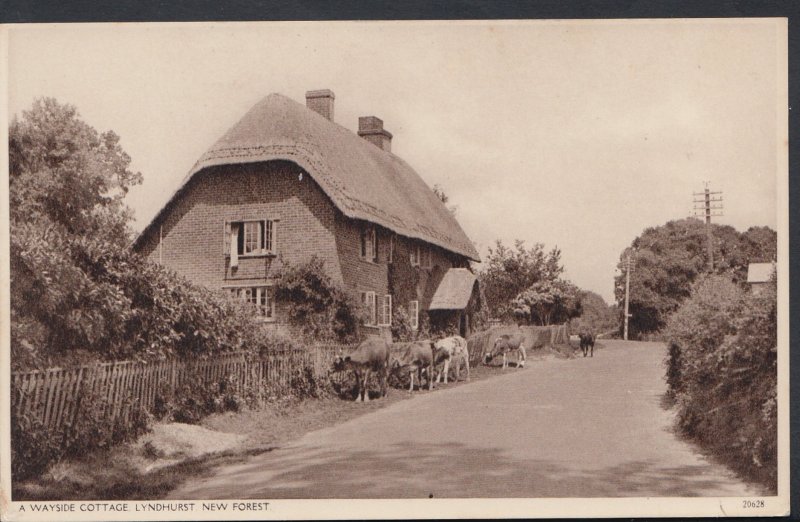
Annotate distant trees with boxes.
[480,239,590,326]
[613,218,777,337]
[572,291,618,334]
[512,278,581,326]
[432,183,459,216]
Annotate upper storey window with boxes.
[226,219,276,267]
[360,225,378,262]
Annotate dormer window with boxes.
[360,225,378,262]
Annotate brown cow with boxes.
[579,332,595,357]
[332,337,390,402]
[392,340,438,392]
[483,334,527,369]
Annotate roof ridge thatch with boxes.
[135,92,480,261]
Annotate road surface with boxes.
[169,340,762,498]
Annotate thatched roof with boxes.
[135,93,479,261]
[429,268,477,310]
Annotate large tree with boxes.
[10,97,142,245]
[614,218,777,337]
[479,239,563,321]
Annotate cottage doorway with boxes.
[459,312,469,338]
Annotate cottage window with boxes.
[360,226,378,262]
[410,244,431,268]
[227,220,276,267]
[409,300,419,330]
[378,294,392,327]
[420,246,432,269]
[227,286,275,320]
[360,291,377,325]
[410,244,420,267]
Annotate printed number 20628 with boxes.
[743,500,764,508]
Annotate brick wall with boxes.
[136,161,342,290]
[136,159,474,333]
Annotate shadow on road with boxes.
[184,440,749,498]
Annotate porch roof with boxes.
[428,268,477,311]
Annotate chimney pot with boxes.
[358,116,393,153]
[305,89,335,121]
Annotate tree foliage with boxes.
[664,274,777,490]
[10,97,142,244]
[9,98,294,369]
[512,278,581,326]
[572,291,618,334]
[479,239,563,321]
[273,256,366,342]
[614,219,777,337]
[432,183,459,216]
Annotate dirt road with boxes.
[168,340,762,498]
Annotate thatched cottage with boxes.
[133,89,481,338]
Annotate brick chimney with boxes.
[358,116,393,153]
[305,89,335,121]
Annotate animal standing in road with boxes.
[434,335,470,383]
[483,333,527,369]
[579,333,595,357]
[392,340,437,392]
[332,337,390,402]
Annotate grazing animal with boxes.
[483,334,527,369]
[579,333,595,357]
[332,337,390,402]
[392,340,436,391]
[433,335,470,383]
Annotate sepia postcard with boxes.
[0,18,790,520]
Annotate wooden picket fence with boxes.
[10,345,352,435]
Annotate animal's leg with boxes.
[381,366,388,397]
[363,369,371,402]
[355,371,363,402]
[428,362,434,390]
[409,370,414,392]
[443,358,450,384]
[519,346,526,368]
[503,353,507,369]
[464,355,470,381]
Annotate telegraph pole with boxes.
[623,251,635,341]
[693,182,723,272]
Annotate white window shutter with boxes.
[272,219,279,254]
[230,223,240,267]
[224,221,230,255]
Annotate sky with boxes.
[6,20,786,303]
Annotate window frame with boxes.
[360,225,378,263]
[360,290,377,326]
[226,285,276,321]
[378,294,392,327]
[420,246,432,269]
[409,300,419,330]
[410,244,420,267]
[229,219,277,258]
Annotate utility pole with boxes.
[693,182,723,272]
[623,251,635,341]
